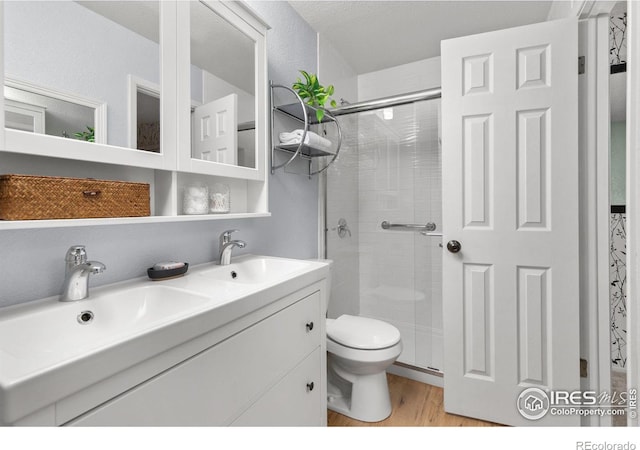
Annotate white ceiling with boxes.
[288,0,553,75]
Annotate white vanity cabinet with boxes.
[62,287,326,426]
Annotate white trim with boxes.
[577,11,616,427]
[387,364,444,389]
[159,0,178,174]
[579,0,619,19]
[0,2,5,146]
[595,12,614,428]
[626,0,640,427]
[224,0,271,32]
[4,129,166,170]
[4,76,107,144]
[176,0,267,182]
[318,171,326,259]
[0,212,271,231]
[579,17,599,427]
[317,31,326,259]
[574,2,616,428]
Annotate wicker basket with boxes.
[0,174,150,220]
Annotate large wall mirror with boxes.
[189,0,257,169]
[4,1,161,153]
[2,0,267,179]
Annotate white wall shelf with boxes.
[270,82,342,178]
[0,1,270,229]
[0,212,271,230]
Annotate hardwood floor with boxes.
[327,373,502,427]
[612,370,627,427]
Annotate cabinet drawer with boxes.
[67,291,321,426]
[231,347,322,426]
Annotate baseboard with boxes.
[388,362,444,388]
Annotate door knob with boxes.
[447,240,462,253]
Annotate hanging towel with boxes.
[279,129,332,149]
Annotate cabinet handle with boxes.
[305,321,314,332]
[306,382,315,392]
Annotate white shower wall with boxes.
[325,113,361,319]
[319,35,360,320]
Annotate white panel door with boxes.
[192,93,238,164]
[441,18,580,426]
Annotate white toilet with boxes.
[326,314,403,422]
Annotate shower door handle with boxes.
[381,221,437,232]
[446,240,462,253]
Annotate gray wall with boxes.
[0,1,319,308]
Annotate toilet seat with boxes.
[327,335,403,364]
[327,315,401,350]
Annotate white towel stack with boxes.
[279,129,332,149]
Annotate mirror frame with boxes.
[176,0,268,181]
[0,1,175,171]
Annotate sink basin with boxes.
[0,285,211,382]
[196,256,314,285]
[0,254,330,425]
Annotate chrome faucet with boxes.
[60,245,106,302]
[219,230,246,265]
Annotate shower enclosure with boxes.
[324,93,443,374]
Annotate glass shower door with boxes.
[326,99,443,373]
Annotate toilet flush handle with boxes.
[306,321,314,332]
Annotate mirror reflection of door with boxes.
[192,93,238,165]
[189,1,256,168]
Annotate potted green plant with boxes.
[292,70,337,123]
[74,126,95,143]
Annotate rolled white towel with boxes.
[279,129,332,149]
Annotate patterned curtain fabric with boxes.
[610,213,626,368]
[610,4,627,66]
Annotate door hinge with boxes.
[580,358,588,378]
[578,56,586,75]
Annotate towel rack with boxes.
[270,82,342,178]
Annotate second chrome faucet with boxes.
[219,230,246,265]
